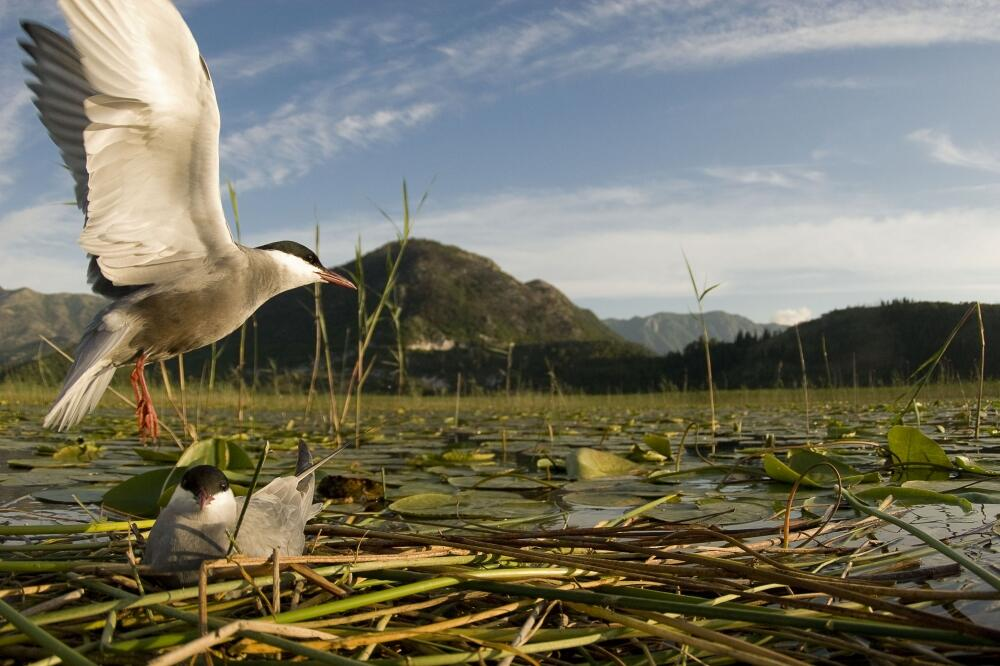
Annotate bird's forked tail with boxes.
[43,323,129,431]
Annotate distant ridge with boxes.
[0,286,105,368]
[604,310,785,355]
[207,238,633,371]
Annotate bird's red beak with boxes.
[198,490,213,511]
[317,270,356,290]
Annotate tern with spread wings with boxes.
[20,0,355,440]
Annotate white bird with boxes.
[143,442,336,581]
[20,0,355,440]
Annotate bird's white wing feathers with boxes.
[55,0,234,286]
[235,476,320,557]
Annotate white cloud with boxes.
[793,76,879,90]
[702,165,825,189]
[0,201,88,293]
[773,307,814,325]
[394,181,1000,310]
[209,1,1000,192]
[220,102,439,191]
[907,129,1000,173]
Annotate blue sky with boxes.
[4,1,1000,324]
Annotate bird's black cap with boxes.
[257,240,324,269]
[179,465,230,497]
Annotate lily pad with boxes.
[887,426,952,481]
[175,439,254,470]
[447,474,550,490]
[642,434,675,459]
[953,455,1000,477]
[389,490,552,519]
[647,498,775,525]
[33,487,108,504]
[854,485,973,512]
[763,449,873,487]
[566,448,640,480]
[53,442,103,462]
[102,467,173,517]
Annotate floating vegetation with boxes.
[0,390,998,663]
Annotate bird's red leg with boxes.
[130,353,159,442]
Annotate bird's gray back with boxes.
[121,249,283,362]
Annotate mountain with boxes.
[193,238,630,372]
[0,286,105,368]
[604,311,785,355]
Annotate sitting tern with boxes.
[144,442,336,581]
[20,0,355,440]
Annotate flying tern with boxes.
[20,0,355,440]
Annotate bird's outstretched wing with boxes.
[21,0,235,291]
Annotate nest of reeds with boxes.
[0,495,998,666]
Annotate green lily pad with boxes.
[175,439,254,470]
[102,468,174,517]
[642,434,675,459]
[389,490,552,519]
[763,449,873,487]
[53,442,103,462]
[566,448,640,480]
[33,487,109,504]
[447,474,550,490]
[647,498,775,525]
[854,485,973,512]
[133,448,181,463]
[886,426,952,481]
[953,455,1000,477]
[561,492,646,508]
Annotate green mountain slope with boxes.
[211,238,626,371]
[0,286,105,368]
[604,311,785,354]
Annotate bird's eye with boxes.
[220,481,229,490]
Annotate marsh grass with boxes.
[682,253,718,436]
[0,502,996,664]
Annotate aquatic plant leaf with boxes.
[854,485,973,512]
[649,465,744,483]
[133,448,180,463]
[762,453,823,488]
[33,487,108,504]
[102,468,174,517]
[448,475,550,490]
[566,448,640,480]
[7,458,86,469]
[647,498,774,525]
[561,492,647,508]
[641,434,674,460]
[52,442,102,462]
[953,455,1000,476]
[886,426,952,481]
[174,440,254,471]
[389,490,551,519]
[441,449,495,463]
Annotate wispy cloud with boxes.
[212,1,1000,191]
[907,129,1000,173]
[221,101,439,190]
[793,76,880,90]
[702,165,825,189]
[385,180,1000,307]
[0,200,86,293]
